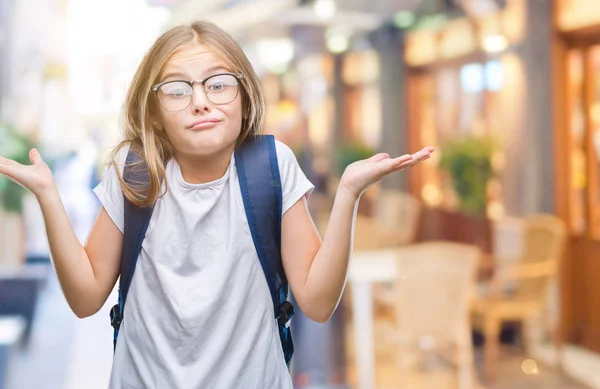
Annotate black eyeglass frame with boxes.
[151,72,245,110]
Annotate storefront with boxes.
[554,0,600,354]
[403,1,527,251]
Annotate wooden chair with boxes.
[370,190,422,315]
[315,213,400,251]
[314,189,421,250]
[390,242,481,389]
[374,189,422,247]
[470,214,567,381]
[314,191,422,325]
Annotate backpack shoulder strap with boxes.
[235,134,294,365]
[109,147,154,350]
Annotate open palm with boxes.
[340,146,434,198]
[0,149,55,198]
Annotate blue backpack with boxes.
[109,134,295,366]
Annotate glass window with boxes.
[413,59,505,216]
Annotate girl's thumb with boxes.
[29,148,43,165]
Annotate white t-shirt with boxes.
[93,139,314,389]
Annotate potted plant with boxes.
[438,134,498,217]
[0,121,36,268]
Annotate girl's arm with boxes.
[281,147,433,322]
[0,150,123,318]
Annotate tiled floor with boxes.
[344,320,592,389]
[345,355,589,389]
[5,276,113,389]
[2,276,594,389]
[479,348,589,389]
[4,276,77,389]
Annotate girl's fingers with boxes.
[398,154,431,170]
[394,154,413,162]
[29,148,43,165]
[390,154,412,167]
[0,164,18,182]
[376,154,413,176]
[375,147,434,174]
[0,155,21,167]
[413,149,432,160]
[367,153,390,162]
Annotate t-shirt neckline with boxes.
[173,152,235,189]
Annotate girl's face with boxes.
[154,43,243,158]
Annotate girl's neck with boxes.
[175,145,234,184]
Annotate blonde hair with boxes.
[111,21,266,207]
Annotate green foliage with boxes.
[438,134,498,216]
[0,122,36,213]
[335,142,374,175]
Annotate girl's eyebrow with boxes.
[160,66,232,82]
[161,72,188,81]
[202,65,231,77]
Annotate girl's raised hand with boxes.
[339,146,434,199]
[0,148,56,198]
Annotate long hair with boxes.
[111,21,266,207]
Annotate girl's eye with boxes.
[161,82,192,97]
[207,83,225,92]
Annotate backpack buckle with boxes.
[110,304,122,330]
[277,301,295,328]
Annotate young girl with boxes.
[0,21,433,388]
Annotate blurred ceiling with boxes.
[168,0,421,37]
[162,0,506,67]
[166,0,505,36]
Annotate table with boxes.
[348,246,495,389]
[348,249,399,389]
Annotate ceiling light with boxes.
[482,34,508,53]
[314,0,336,20]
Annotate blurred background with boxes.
[0,0,599,388]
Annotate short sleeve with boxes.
[275,140,315,215]
[92,145,130,234]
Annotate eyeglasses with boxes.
[151,72,244,111]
